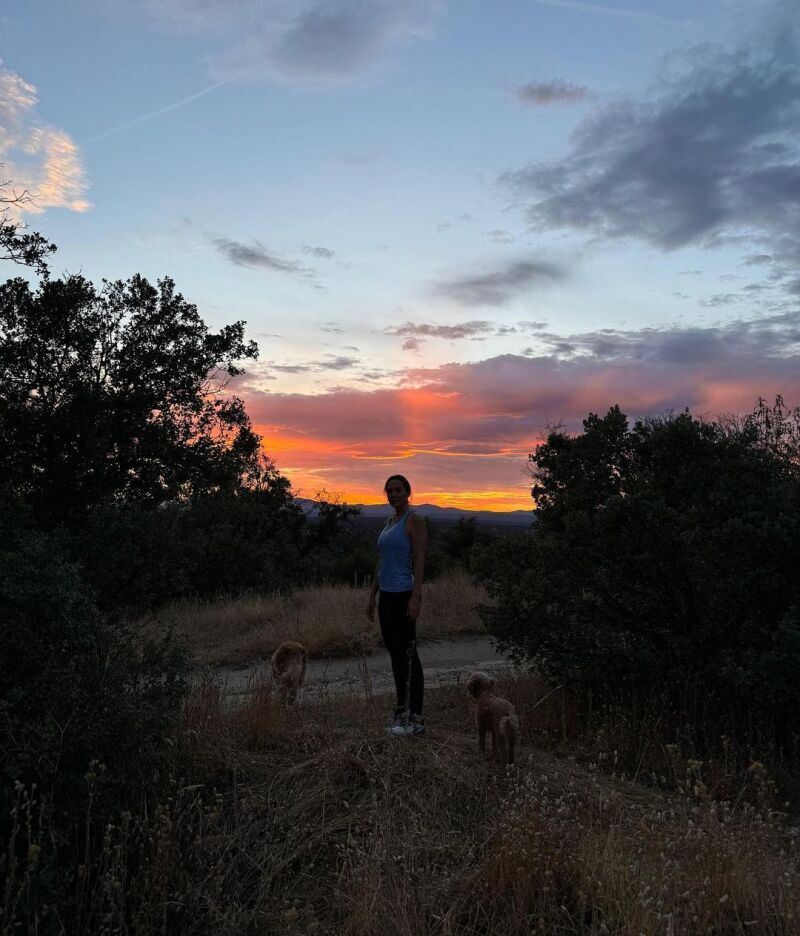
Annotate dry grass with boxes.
[151,570,485,666]
[15,667,798,936]
[473,764,800,935]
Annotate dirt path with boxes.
[217,634,508,699]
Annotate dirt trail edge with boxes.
[216,635,508,699]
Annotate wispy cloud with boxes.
[699,293,740,308]
[387,320,495,341]
[386,319,535,350]
[302,244,335,258]
[486,228,515,243]
[0,68,36,116]
[527,309,800,366]
[212,236,321,286]
[256,353,361,379]
[744,254,772,266]
[0,63,90,215]
[144,0,443,86]
[514,80,589,106]
[213,237,303,273]
[434,259,566,306]
[320,354,360,370]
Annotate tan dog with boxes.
[466,670,519,765]
[270,641,308,702]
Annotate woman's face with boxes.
[385,479,410,511]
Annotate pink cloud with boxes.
[0,63,90,216]
[240,339,800,509]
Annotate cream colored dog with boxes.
[270,641,307,702]
[466,670,519,765]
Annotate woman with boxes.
[366,474,428,736]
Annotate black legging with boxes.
[378,590,424,717]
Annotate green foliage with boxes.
[441,516,491,571]
[0,266,359,612]
[0,492,187,926]
[0,273,259,524]
[302,512,376,587]
[417,516,446,580]
[0,496,188,820]
[475,399,800,718]
[73,489,308,615]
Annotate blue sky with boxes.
[2,0,799,507]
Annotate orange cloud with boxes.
[242,340,800,511]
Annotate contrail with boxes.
[528,0,682,25]
[81,78,231,145]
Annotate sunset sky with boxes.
[3,0,800,509]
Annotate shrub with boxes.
[73,490,308,616]
[475,400,800,722]
[0,495,188,918]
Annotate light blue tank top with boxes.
[377,510,415,592]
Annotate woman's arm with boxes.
[366,558,380,620]
[406,514,428,621]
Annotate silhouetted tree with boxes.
[0,273,261,524]
[475,401,800,721]
[442,516,489,570]
[0,170,56,274]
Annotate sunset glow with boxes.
[7,1,800,512]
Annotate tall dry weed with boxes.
[472,766,800,934]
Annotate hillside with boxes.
[297,498,535,531]
[38,657,799,935]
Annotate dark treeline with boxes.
[309,512,497,588]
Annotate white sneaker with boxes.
[390,716,425,737]
[386,707,404,735]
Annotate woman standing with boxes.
[366,474,428,736]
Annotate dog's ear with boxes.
[488,675,496,690]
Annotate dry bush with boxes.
[152,570,486,666]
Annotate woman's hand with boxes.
[366,593,376,621]
[407,592,421,621]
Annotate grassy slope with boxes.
[54,666,800,936]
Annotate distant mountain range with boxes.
[296,498,534,527]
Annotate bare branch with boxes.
[0,168,56,276]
